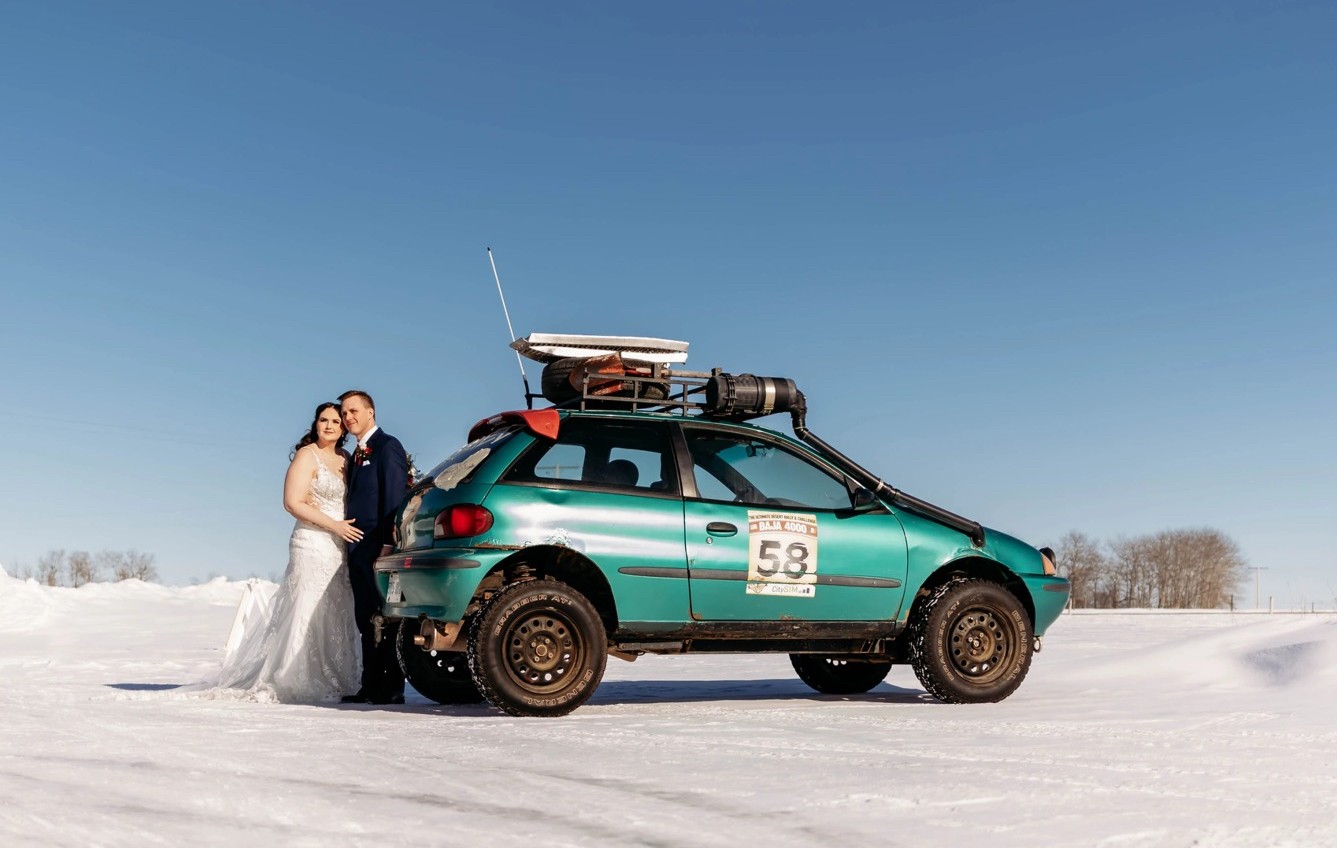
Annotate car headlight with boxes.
[1039,546,1057,576]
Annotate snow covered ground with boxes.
[3,570,1336,848]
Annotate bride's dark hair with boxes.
[291,402,347,459]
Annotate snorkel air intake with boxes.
[705,374,802,419]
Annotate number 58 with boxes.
[756,539,811,578]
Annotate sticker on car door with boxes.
[746,511,819,597]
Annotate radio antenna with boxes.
[487,247,533,407]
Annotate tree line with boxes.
[11,549,159,587]
[1056,528,1248,609]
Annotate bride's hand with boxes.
[332,518,363,544]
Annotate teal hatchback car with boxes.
[375,365,1069,717]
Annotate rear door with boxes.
[493,415,690,624]
[679,424,908,622]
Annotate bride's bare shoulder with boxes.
[287,444,319,472]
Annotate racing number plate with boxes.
[746,511,819,597]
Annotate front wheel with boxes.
[790,655,892,694]
[396,620,484,704]
[468,579,608,717]
[908,578,1033,704]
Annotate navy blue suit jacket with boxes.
[346,427,408,561]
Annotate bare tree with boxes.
[36,550,66,586]
[1054,531,1108,608]
[68,550,100,587]
[117,550,158,582]
[1108,535,1158,608]
[1106,528,1247,608]
[1157,528,1246,609]
[96,550,125,580]
[25,548,159,587]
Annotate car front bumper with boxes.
[1024,574,1071,636]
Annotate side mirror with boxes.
[851,486,879,511]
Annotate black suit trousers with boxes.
[347,539,404,695]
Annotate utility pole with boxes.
[1251,566,1269,610]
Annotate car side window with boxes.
[684,428,852,510]
[502,417,678,495]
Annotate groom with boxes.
[339,389,408,705]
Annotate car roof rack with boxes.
[511,333,799,421]
[540,364,721,416]
[507,336,987,546]
[559,366,806,423]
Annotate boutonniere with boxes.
[353,445,373,465]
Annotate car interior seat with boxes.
[602,459,639,488]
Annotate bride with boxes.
[209,402,363,702]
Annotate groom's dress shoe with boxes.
[341,689,373,704]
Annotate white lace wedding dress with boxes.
[204,451,361,703]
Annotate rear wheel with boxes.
[908,578,1033,703]
[790,655,892,694]
[468,579,608,717]
[396,620,483,704]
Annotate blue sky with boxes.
[2,2,1333,606]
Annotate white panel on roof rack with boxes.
[511,333,690,364]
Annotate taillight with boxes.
[434,504,494,539]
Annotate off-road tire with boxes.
[467,579,608,717]
[540,357,669,405]
[396,620,484,704]
[790,655,892,694]
[907,578,1033,704]
[540,358,584,403]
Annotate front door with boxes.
[679,425,908,622]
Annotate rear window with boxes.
[425,427,518,492]
[501,417,678,495]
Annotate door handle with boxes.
[706,522,738,536]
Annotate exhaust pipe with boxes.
[412,618,464,652]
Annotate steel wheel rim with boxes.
[427,651,470,680]
[503,609,583,693]
[948,605,1017,683]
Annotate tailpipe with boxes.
[412,618,464,652]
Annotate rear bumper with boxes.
[372,547,513,622]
